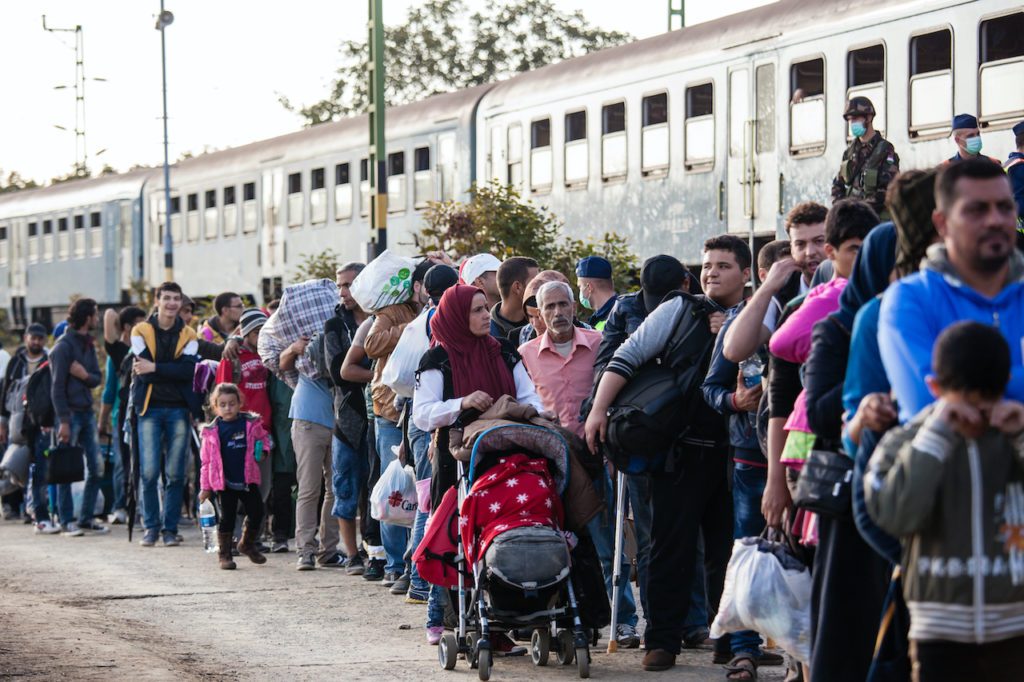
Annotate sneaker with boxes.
[344,554,366,576]
[78,519,110,534]
[296,553,316,571]
[35,520,61,535]
[62,523,84,537]
[271,540,290,553]
[390,572,411,595]
[405,588,429,604]
[426,626,444,645]
[382,571,400,588]
[162,532,181,547]
[139,529,159,547]
[362,558,385,581]
[318,551,347,568]
[616,623,641,649]
[108,509,128,525]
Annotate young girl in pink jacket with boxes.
[199,383,272,570]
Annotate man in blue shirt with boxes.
[576,256,618,331]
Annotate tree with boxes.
[281,0,632,125]
[0,169,40,195]
[291,248,340,283]
[418,181,638,297]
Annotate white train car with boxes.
[474,0,1024,262]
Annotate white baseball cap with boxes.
[459,253,501,286]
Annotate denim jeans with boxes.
[375,417,410,574]
[331,435,367,521]
[629,473,707,632]
[588,470,638,628]
[52,412,103,524]
[137,406,191,534]
[732,459,768,655]
[30,430,72,524]
[407,422,432,594]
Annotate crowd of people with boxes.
[1,108,1024,682]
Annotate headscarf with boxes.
[831,222,897,332]
[430,284,516,399]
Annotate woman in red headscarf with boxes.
[412,284,544,501]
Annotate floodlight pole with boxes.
[368,0,387,257]
[157,1,174,281]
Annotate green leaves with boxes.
[292,248,341,283]
[284,0,632,125]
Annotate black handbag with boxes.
[46,442,85,485]
[793,448,854,517]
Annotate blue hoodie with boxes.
[879,244,1024,423]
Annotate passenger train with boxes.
[1,0,1021,329]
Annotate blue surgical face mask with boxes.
[850,121,867,138]
[965,136,983,155]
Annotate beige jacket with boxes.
[365,302,418,422]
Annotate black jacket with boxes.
[803,316,850,443]
[0,346,48,423]
[593,291,647,376]
[49,330,102,421]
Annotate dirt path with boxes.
[0,519,785,680]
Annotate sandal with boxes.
[724,654,758,680]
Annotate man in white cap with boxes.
[459,253,501,308]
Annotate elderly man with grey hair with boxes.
[517,279,641,648]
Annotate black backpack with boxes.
[23,361,55,429]
[603,293,716,475]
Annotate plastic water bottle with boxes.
[199,499,218,553]
[739,354,765,389]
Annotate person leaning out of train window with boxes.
[575,256,617,332]
[946,113,1002,166]
[831,96,899,221]
[1005,120,1024,228]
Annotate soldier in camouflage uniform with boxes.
[831,96,899,220]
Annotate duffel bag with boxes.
[46,442,85,485]
[0,443,31,487]
[413,485,461,588]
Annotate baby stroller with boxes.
[433,422,592,680]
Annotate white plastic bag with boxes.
[381,309,431,397]
[370,458,418,527]
[351,249,416,313]
[710,537,812,663]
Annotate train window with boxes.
[388,151,406,213]
[72,214,85,257]
[42,219,53,260]
[642,93,669,175]
[58,217,69,260]
[120,203,132,250]
[0,225,6,266]
[186,193,200,242]
[57,217,67,232]
[909,30,953,139]
[756,64,776,153]
[27,221,38,263]
[203,190,218,240]
[564,110,588,187]
[241,183,256,234]
[360,158,370,217]
[507,124,523,189]
[601,102,627,181]
[310,168,327,225]
[438,133,456,201]
[789,57,826,156]
[334,163,352,222]
[223,186,238,237]
[685,82,714,171]
[530,118,552,192]
[187,193,198,211]
[43,219,52,235]
[414,147,431,208]
[287,173,303,227]
[979,12,1024,126]
[74,214,84,229]
[28,222,37,237]
[846,44,886,135]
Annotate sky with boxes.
[0,1,773,183]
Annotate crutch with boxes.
[606,469,628,654]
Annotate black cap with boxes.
[640,255,687,313]
[423,264,459,301]
[25,323,48,337]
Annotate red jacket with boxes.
[214,345,272,431]
[460,453,564,564]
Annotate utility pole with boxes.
[43,16,89,177]
[368,0,387,257]
[156,4,175,281]
[668,0,685,31]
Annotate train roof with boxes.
[0,167,156,219]
[161,84,493,186]
[479,0,922,110]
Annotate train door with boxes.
[438,132,457,201]
[489,125,507,184]
[726,57,781,241]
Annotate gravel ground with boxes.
[0,518,787,680]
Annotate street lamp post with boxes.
[156,4,174,282]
